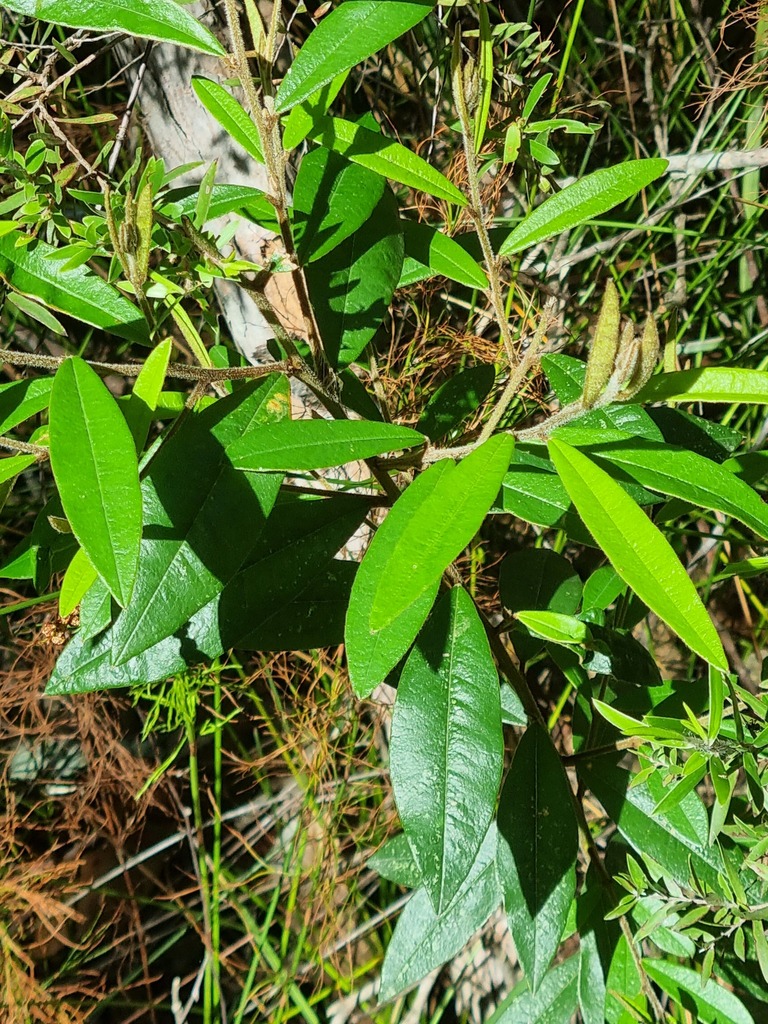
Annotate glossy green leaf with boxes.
[0,232,148,343]
[577,759,724,890]
[500,548,582,615]
[159,183,279,233]
[549,439,727,670]
[302,114,467,206]
[275,0,436,112]
[591,441,768,539]
[500,159,667,256]
[583,625,662,687]
[0,376,53,436]
[638,367,768,405]
[417,364,495,440]
[494,957,579,1024]
[293,146,385,264]
[391,588,503,914]
[581,565,625,612]
[59,547,97,618]
[304,183,404,367]
[48,493,368,693]
[124,339,172,452]
[4,0,225,55]
[642,960,754,1024]
[0,453,36,485]
[6,291,66,335]
[516,610,587,645]
[111,377,290,664]
[191,78,263,164]
[399,220,488,288]
[578,927,607,1024]
[230,418,423,471]
[605,934,646,1024]
[79,577,112,642]
[498,466,593,546]
[378,823,502,1004]
[541,353,586,404]
[497,723,579,992]
[368,833,422,888]
[49,358,142,607]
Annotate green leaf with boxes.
[4,0,225,55]
[399,220,488,288]
[591,441,768,539]
[497,723,578,992]
[159,183,279,232]
[59,547,98,618]
[498,466,594,546]
[48,493,368,693]
[0,232,148,343]
[230,418,423,472]
[275,0,436,112]
[0,376,53,436]
[368,833,422,888]
[304,183,404,367]
[378,823,502,1004]
[638,367,768,405]
[0,453,36,485]
[642,960,754,1024]
[500,548,582,615]
[302,114,467,206]
[391,588,503,914]
[577,759,724,890]
[549,439,727,670]
[417,364,495,440]
[541,353,586,405]
[493,957,579,1024]
[582,565,625,613]
[516,610,587,645]
[578,928,607,1024]
[293,146,385,264]
[124,339,172,453]
[111,376,290,664]
[191,78,264,164]
[500,159,667,256]
[49,358,142,607]
[605,934,646,1024]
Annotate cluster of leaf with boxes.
[2,1,768,1022]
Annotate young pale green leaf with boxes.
[304,184,404,367]
[0,377,53,436]
[0,232,148,343]
[275,0,436,112]
[417,364,495,440]
[48,493,368,693]
[516,610,587,645]
[577,760,724,891]
[59,547,98,619]
[293,146,385,264]
[0,453,37,486]
[494,957,579,1024]
[124,338,172,452]
[49,358,142,607]
[230,418,424,471]
[4,0,225,55]
[378,824,501,1004]
[369,434,514,631]
[642,960,754,1024]
[391,588,503,914]
[549,439,727,670]
[638,367,768,405]
[500,159,667,256]
[400,220,488,289]
[304,114,467,206]
[110,376,291,664]
[592,441,768,539]
[191,78,264,164]
[497,722,578,993]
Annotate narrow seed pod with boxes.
[582,279,621,407]
[622,314,660,397]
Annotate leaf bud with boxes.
[582,279,621,407]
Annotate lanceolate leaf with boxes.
[230,418,424,471]
[305,184,404,367]
[499,159,667,256]
[111,376,291,664]
[0,376,53,436]
[4,0,225,55]
[49,358,142,608]
[400,220,488,289]
[495,957,580,1024]
[160,184,279,233]
[590,441,768,539]
[59,547,98,619]
[549,439,727,670]
[391,588,503,914]
[191,78,264,163]
[275,0,436,112]
[642,960,754,1024]
[293,146,385,264]
[638,367,768,405]
[378,824,502,1004]
[0,232,148,343]
[124,338,172,453]
[497,723,579,993]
